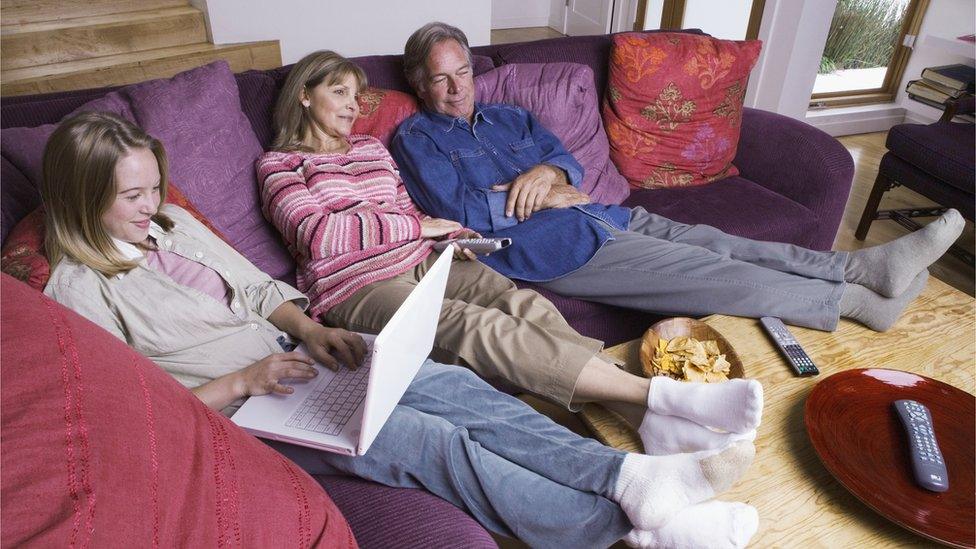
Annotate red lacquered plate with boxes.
[805,368,975,548]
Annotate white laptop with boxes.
[231,251,452,456]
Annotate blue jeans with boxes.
[270,360,632,548]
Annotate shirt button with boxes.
[194,251,204,259]
[163,239,172,247]
[232,301,240,309]
[224,270,231,277]
[249,323,259,331]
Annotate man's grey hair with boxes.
[403,21,472,93]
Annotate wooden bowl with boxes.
[639,317,745,380]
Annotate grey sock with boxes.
[845,209,963,297]
[839,270,928,331]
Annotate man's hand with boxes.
[301,325,367,371]
[539,184,590,209]
[420,217,463,239]
[492,164,565,221]
[234,352,318,397]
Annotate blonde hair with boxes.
[41,111,173,277]
[272,50,368,152]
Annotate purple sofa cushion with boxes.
[0,92,134,190]
[475,63,629,205]
[123,60,295,282]
[624,176,821,248]
[317,476,497,548]
[886,121,975,193]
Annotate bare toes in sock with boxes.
[624,500,760,549]
[639,411,757,456]
[839,270,928,331]
[846,209,963,297]
[647,376,764,433]
[612,441,755,530]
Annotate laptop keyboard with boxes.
[285,362,372,436]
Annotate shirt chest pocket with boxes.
[508,137,540,163]
[449,147,504,187]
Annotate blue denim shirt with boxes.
[392,103,631,282]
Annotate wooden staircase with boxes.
[1,0,281,96]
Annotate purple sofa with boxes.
[0,32,853,546]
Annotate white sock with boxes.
[612,442,755,530]
[639,411,757,456]
[623,500,760,549]
[648,377,763,433]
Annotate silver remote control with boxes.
[892,399,949,492]
[432,238,512,255]
[759,316,819,376]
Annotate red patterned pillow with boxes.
[0,185,229,291]
[603,32,762,189]
[352,87,420,147]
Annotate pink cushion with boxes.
[124,60,295,280]
[0,274,356,547]
[604,32,761,189]
[475,62,630,205]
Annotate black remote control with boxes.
[759,317,819,376]
[892,399,949,492]
[432,238,512,255]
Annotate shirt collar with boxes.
[426,103,494,133]
[112,219,164,261]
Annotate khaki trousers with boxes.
[324,252,603,408]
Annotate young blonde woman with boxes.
[257,51,767,459]
[42,111,760,548]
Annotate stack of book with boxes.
[906,63,975,110]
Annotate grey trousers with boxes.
[538,207,848,331]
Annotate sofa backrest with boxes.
[0,30,695,244]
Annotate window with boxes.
[811,0,929,108]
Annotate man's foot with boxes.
[623,500,760,549]
[846,209,963,297]
[639,411,757,455]
[647,376,763,433]
[612,442,755,529]
[839,270,928,331]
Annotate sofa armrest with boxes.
[733,108,854,250]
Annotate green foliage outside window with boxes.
[819,0,910,74]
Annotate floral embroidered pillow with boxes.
[603,32,761,189]
[352,88,419,148]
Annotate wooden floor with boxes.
[836,132,974,297]
[490,26,564,45]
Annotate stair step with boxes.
[1,41,282,97]
[0,0,189,26]
[1,7,207,71]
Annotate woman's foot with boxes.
[839,270,928,331]
[612,442,755,529]
[646,377,763,433]
[623,500,759,549]
[639,411,757,456]
[845,209,963,297]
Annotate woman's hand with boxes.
[234,352,318,397]
[301,325,367,371]
[420,217,463,239]
[450,228,481,261]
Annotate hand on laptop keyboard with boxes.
[301,325,368,371]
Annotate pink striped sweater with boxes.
[257,135,435,318]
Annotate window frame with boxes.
[810,0,930,109]
[634,0,767,40]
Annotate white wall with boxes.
[549,0,566,32]
[896,0,975,123]
[200,0,491,64]
[682,0,753,40]
[745,0,837,120]
[493,0,550,29]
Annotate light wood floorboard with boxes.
[490,26,564,45]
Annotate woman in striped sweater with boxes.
[256,51,763,457]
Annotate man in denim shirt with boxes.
[391,22,961,333]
